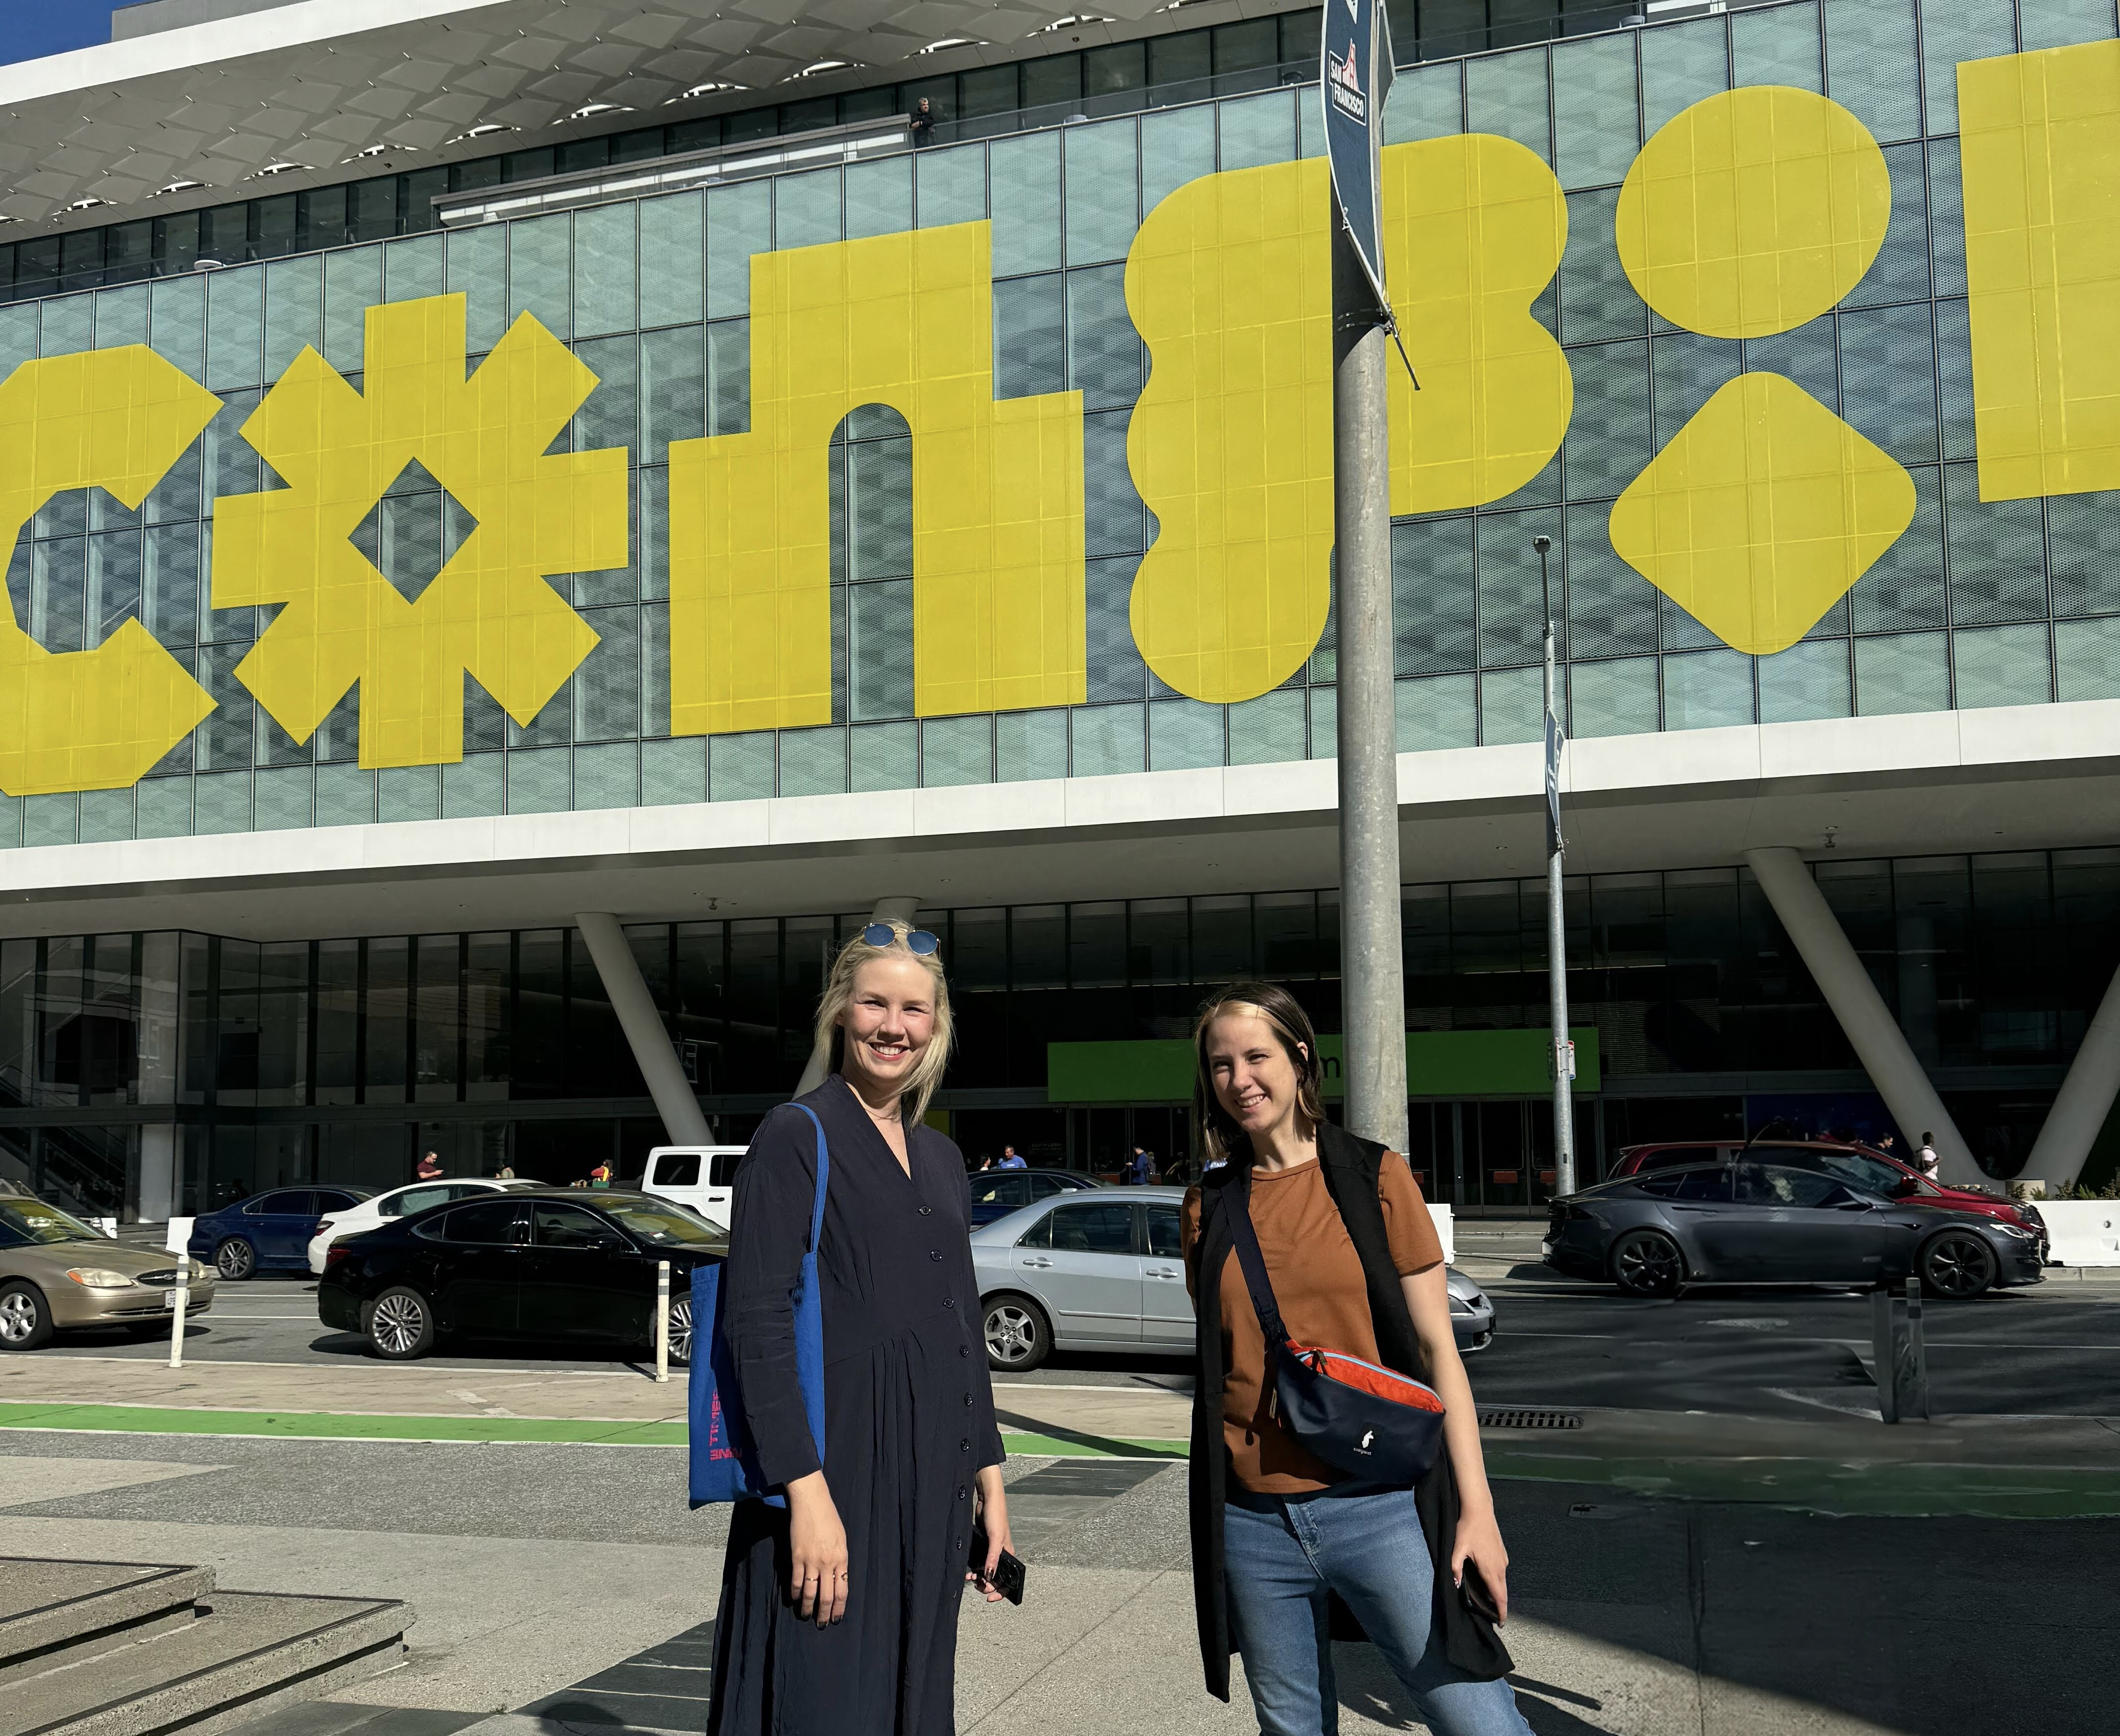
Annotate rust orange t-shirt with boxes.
[1181,1153,1445,1494]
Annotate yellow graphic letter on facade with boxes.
[1960,41,2120,502]
[1609,374,1915,655]
[1125,141,1569,704]
[214,295,626,768]
[1617,87,1891,340]
[0,349,217,795]
[667,224,1084,737]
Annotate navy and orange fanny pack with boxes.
[1228,1179,1447,1486]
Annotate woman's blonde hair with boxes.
[814,921,955,1127]
[1191,981,1326,1168]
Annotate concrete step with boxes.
[0,1587,410,1736]
[0,1560,214,1687]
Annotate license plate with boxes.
[161,1290,178,1309]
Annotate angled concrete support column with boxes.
[2019,959,2120,1193]
[575,912,710,1146]
[794,896,921,1099]
[1744,848,1978,1186]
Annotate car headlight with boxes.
[1995,1222,2034,1240]
[65,1268,137,1289]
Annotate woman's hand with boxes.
[784,1471,849,1626]
[1450,1502,1511,1625]
[968,1465,1014,1603]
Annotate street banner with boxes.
[1322,0,1394,313]
[1544,706,1564,859]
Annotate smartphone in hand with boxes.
[1460,1564,1502,1625]
[969,1527,1027,1605]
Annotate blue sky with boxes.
[2,4,116,66]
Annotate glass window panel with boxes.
[848,424,913,581]
[1150,30,1210,87]
[143,523,199,650]
[377,765,437,823]
[413,935,459,1103]
[41,295,94,357]
[1856,629,1950,712]
[1569,656,1661,736]
[1141,105,1217,218]
[1565,502,1660,656]
[1953,623,2052,707]
[1308,683,1336,755]
[1476,509,1558,669]
[1064,121,1140,265]
[571,332,639,459]
[1085,552,1149,702]
[2018,0,2118,51]
[263,255,321,383]
[995,274,1066,399]
[849,579,914,721]
[1480,665,1542,744]
[1565,337,1653,495]
[365,936,409,1103]
[1853,464,1945,629]
[1086,41,1146,96]
[845,157,913,241]
[1395,674,1476,749]
[574,740,640,809]
[641,324,706,460]
[1920,0,2014,135]
[463,932,510,1101]
[149,275,206,382]
[1149,698,1223,770]
[778,726,847,796]
[1085,411,1145,556]
[708,319,750,434]
[916,145,987,228]
[1066,266,1142,411]
[1732,0,1823,92]
[641,732,704,805]
[88,530,140,649]
[1946,463,2046,625]
[1652,331,1741,447]
[507,747,571,812]
[1230,688,1307,763]
[1663,647,1754,727]
[442,753,502,817]
[2056,616,2120,699]
[997,708,1067,781]
[920,715,991,786]
[1071,703,1145,775]
[1839,302,1937,463]
[1552,36,1638,191]
[1744,314,1840,411]
[1384,61,1463,144]
[1219,89,1296,171]
[384,233,445,303]
[1641,18,1729,140]
[1759,638,1853,721]
[1935,298,1975,461]
[1560,192,1646,344]
[574,605,639,741]
[2049,492,2120,617]
[204,265,262,391]
[1394,517,1477,674]
[1466,47,1552,164]
[991,135,1062,276]
[640,193,705,329]
[323,245,382,372]
[709,731,774,800]
[773,169,842,251]
[572,202,637,338]
[446,225,509,353]
[1843,144,1929,309]
[851,721,916,792]
[508,214,571,338]
[1824,0,1923,144]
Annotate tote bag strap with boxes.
[790,1103,830,1248]
[1225,1177,1294,1356]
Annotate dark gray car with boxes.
[1542,1159,2043,1299]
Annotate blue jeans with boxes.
[1222,1485,1534,1736]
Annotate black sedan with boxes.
[966,1167,1105,1228]
[319,1188,725,1362]
[1542,1158,2043,1300]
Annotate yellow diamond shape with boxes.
[1608,373,1916,656]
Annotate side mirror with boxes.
[1892,1177,1919,1198]
[1835,1199,1877,1212]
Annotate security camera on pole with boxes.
[1323,0,1413,1153]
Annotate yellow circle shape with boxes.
[1616,86,1891,339]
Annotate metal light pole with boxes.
[1536,533,1577,1196]
[1333,204,1408,1158]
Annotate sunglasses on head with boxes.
[863,923,941,955]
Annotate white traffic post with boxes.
[169,1253,190,1370]
[655,1259,671,1384]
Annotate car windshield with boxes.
[599,1199,723,1247]
[0,1199,100,1245]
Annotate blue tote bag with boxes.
[688,1104,828,1508]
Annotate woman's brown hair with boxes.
[1192,982,1326,1168]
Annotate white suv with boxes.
[306,1177,537,1274]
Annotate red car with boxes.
[1606,1141,2047,1259]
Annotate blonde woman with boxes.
[1181,982,1531,1736]
[707,921,1014,1736]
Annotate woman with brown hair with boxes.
[707,921,1015,1735]
[1181,982,1533,1736]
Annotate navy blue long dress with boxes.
[706,1074,1005,1736]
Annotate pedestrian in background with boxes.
[1129,1145,1157,1185]
[1181,982,1532,1736]
[998,1144,1026,1169]
[588,1158,613,1189]
[909,96,937,145]
[416,1150,443,1182]
[1917,1133,1939,1177]
[707,921,1014,1736]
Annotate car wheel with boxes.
[1611,1229,1685,1298]
[983,1294,1051,1372]
[0,1281,53,1351]
[365,1286,436,1359]
[667,1296,694,1368]
[1920,1229,1997,1300]
[214,1238,257,1282]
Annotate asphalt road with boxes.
[14,1264,2120,1420]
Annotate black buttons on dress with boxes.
[964,1393,972,1406]
[943,1299,954,1308]
[957,1488,967,1501]
[928,1251,943,1262]
[960,1439,970,1452]
[918,1206,933,1216]
[960,1344,969,1356]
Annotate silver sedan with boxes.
[970,1185,1493,1372]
